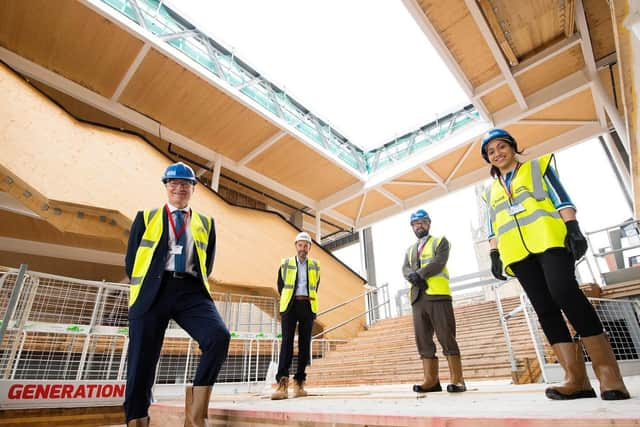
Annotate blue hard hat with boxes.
[410,209,430,224]
[161,162,197,184]
[480,128,517,163]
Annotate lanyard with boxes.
[498,162,522,200]
[165,204,189,241]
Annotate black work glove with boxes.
[408,272,427,289]
[490,249,507,280]
[565,220,588,260]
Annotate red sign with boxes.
[0,381,125,409]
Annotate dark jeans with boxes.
[124,274,230,422]
[510,248,603,345]
[276,299,314,382]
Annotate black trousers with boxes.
[276,299,314,382]
[124,274,230,422]
[510,248,603,345]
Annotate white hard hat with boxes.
[295,232,312,244]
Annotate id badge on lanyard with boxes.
[165,205,189,254]
[500,163,524,216]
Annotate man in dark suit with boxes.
[124,162,230,427]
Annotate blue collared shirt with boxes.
[295,256,309,296]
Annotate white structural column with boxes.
[576,0,633,211]
[575,1,610,126]
[464,0,527,110]
[211,154,222,192]
[315,213,322,242]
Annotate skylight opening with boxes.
[163,0,471,151]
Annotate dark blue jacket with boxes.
[125,207,216,318]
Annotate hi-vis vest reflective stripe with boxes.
[279,257,320,313]
[406,236,451,298]
[129,208,213,307]
[486,154,567,275]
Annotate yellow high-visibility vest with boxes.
[279,257,320,313]
[129,207,213,306]
[406,235,451,298]
[486,154,567,275]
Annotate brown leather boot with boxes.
[271,377,289,400]
[127,417,149,427]
[412,357,442,392]
[446,355,467,392]
[545,341,596,400]
[582,333,630,400]
[184,385,212,427]
[293,378,308,397]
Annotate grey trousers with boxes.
[411,296,460,359]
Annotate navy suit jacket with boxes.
[125,207,216,319]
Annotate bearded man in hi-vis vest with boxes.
[271,231,320,400]
[124,162,230,426]
[403,209,467,394]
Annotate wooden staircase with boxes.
[307,296,541,386]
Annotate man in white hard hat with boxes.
[271,231,320,400]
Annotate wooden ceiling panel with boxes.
[427,145,470,182]
[525,89,597,121]
[334,195,364,219]
[360,190,395,218]
[119,49,280,161]
[417,0,500,87]
[382,183,433,200]
[516,45,585,96]
[246,135,359,200]
[480,0,565,59]
[446,142,486,180]
[584,0,615,61]
[503,124,578,152]
[0,0,143,97]
[481,84,516,112]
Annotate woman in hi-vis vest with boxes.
[482,128,629,401]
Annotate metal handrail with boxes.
[312,300,389,339]
[315,284,388,317]
[583,218,639,235]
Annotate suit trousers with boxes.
[412,296,460,359]
[124,274,230,422]
[276,299,314,382]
